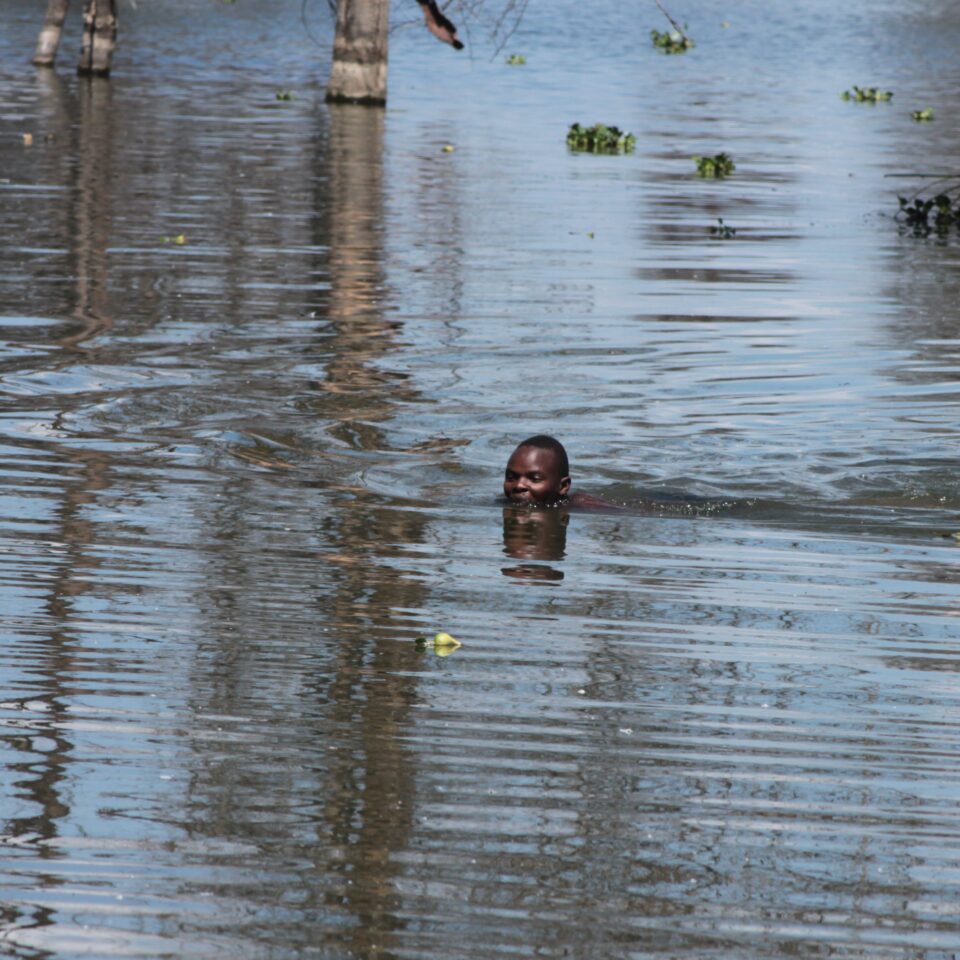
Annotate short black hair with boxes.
[516,435,569,476]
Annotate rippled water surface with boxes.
[2,1,960,956]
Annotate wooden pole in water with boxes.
[77,0,117,77]
[326,0,390,106]
[33,0,71,67]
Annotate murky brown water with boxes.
[2,1,960,956]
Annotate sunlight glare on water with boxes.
[2,0,960,957]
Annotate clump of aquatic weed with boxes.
[650,0,694,53]
[911,108,934,122]
[650,28,693,53]
[505,53,526,65]
[841,86,893,103]
[693,153,735,178]
[896,185,960,238]
[567,123,636,154]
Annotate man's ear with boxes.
[559,475,571,496]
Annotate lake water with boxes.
[2,1,960,956]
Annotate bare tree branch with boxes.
[653,0,691,45]
[488,0,529,58]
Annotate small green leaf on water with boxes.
[414,631,463,655]
[433,631,461,651]
[911,108,934,121]
[442,144,455,153]
[161,234,187,245]
[276,89,294,101]
[506,54,526,65]
[587,231,595,239]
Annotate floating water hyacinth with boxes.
[897,192,959,236]
[506,54,526,65]
[650,28,693,53]
[841,86,893,103]
[566,123,636,154]
[693,153,735,178]
[911,108,934,122]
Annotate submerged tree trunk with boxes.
[326,0,390,106]
[77,0,117,77]
[33,0,71,67]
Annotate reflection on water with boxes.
[501,505,567,581]
[3,0,960,957]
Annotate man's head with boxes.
[503,435,571,506]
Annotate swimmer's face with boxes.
[503,445,570,506]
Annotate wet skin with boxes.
[503,446,570,506]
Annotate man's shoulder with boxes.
[567,491,621,511]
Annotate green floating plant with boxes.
[841,86,893,103]
[911,108,934,122]
[506,54,526,65]
[710,217,736,239]
[161,234,187,245]
[415,631,463,656]
[693,153,735,178]
[897,192,959,236]
[275,89,294,101]
[650,28,693,53]
[567,123,636,154]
